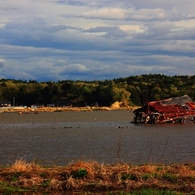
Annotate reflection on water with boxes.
[0,111,195,166]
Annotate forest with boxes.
[0,74,195,107]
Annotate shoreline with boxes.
[0,159,194,194]
[0,106,139,114]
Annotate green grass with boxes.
[76,189,184,195]
[0,181,29,193]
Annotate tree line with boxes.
[0,74,195,107]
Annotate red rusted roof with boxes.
[147,95,195,114]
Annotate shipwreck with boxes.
[132,95,195,124]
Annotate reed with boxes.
[0,159,195,194]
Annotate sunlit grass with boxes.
[0,160,195,194]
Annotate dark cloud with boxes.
[84,26,129,38]
[57,0,85,6]
[0,62,5,68]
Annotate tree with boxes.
[111,86,131,105]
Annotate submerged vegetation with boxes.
[0,74,195,107]
[0,159,195,194]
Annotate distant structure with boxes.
[132,95,195,124]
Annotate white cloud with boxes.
[82,8,128,19]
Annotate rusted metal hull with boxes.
[132,95,195,124]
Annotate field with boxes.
[0,159,195,194]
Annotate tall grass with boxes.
[0,159,195,194]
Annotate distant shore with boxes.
[1,105,139,114]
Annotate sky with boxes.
[0,0,195,82]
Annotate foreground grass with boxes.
[0,160,195,194]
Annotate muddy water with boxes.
[0,110,195,166]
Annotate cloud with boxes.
[0,0,195,81]
[0,62,5,71]
[82,8,128,20]
[83,26,129,38]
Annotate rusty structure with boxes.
[132,95,195,124]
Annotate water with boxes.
[0,110,195,166]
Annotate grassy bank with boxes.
[0,160,195,194]
[1,101,140,113]
[2,106,138,113]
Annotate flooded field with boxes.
[0,110,195,166]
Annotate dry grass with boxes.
[0,160,195,194]
[4,105,138,114]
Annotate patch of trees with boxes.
[0,74,195,107]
